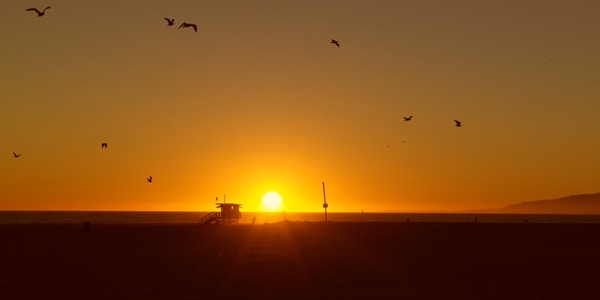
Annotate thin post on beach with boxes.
[322,182,328,222]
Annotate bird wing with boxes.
[178,23,185,29]
[191,24,197,32]
[26,8,41,14]
[44,6,51,11]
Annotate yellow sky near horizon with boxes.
[1,0,600,212]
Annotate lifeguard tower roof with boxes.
[216,203,242,208]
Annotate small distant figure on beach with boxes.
[252,215,257,224]
[26,7,51,17]
[101,142,108,149]
[330,39,340,47]
[474,217,478,223]
[147,176,152,183]
[454,120,462,127]
[12,152,21,158]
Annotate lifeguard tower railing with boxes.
[198,212,221,225]
[198,211,241,225]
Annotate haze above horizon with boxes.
[2,1,599,212]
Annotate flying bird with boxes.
[12,152,21,158]
[26,7,51,17]
[403,116,413,121]
[164,18,175,26]
[330,39,340,47]
[101,143,108,149]
[178,22,197,32]
[454,120,462,127]
[147,176,153,183]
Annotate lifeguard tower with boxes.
[199,202,242,225]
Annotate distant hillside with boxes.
[469,193,600,215]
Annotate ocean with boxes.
[2,211,600,224]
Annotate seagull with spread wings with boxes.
[454,120,462,127]
[404,116,413,121]
[331,39,340,47]
[164,18,175,26]
[26,7,51,17]
[13,152,21,158]
[178,22,197,32]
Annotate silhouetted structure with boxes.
[199,203,242,225]
[322,182,328,222]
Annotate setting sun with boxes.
[261,191,283,211]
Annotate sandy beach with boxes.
[2,222,600,299]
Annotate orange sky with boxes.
[2,0,599,212]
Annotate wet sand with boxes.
[2,222,600,299]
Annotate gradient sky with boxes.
[2,0,599,212]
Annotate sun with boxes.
[261,191,283,211]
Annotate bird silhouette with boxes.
[454,120,462,127]
[331,39,340,47]
[178,22,197,32]
[101,143,108,149]
[164,18,175,26]
[26,7,51,17]
[147,176,153,183]
[404,116,413,121]
[12,152,21,158]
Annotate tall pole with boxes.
[322,182,328,222]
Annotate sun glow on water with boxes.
[261,191,283,211]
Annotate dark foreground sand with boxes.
[2,222,600,299]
